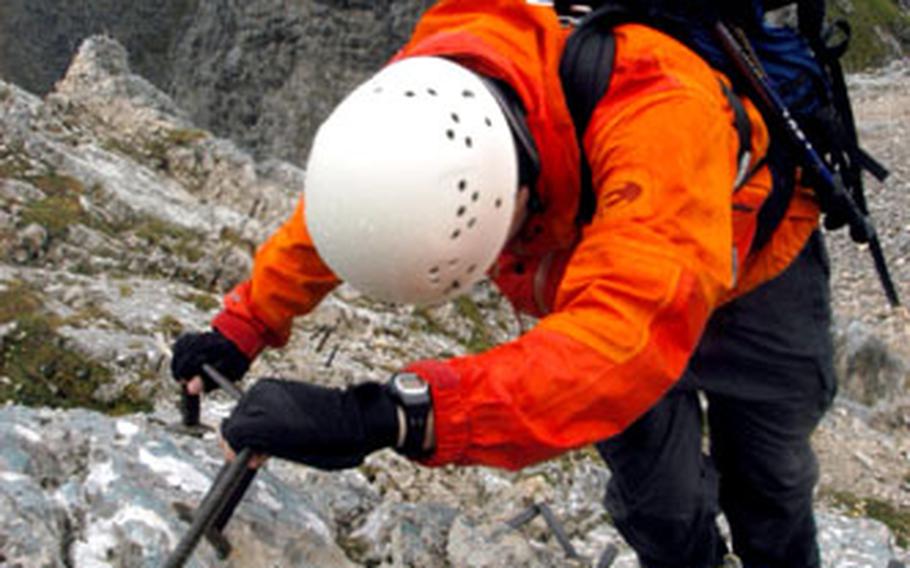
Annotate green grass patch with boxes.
[0,281,44,323]
[411,298,495,356]
[20,195,85,239]
[158,314,185,337]
[219,227,255,254]
[454,295,494,354]
[824,490,910,547]
[0,282,151,414]
[411,306,448,337]
[15,172,88,239]
[143,128,209,169]
[134,217,206,262]
[831,0,910,70]
[0,150,33,181]
[101,137,143,163]
[164,128,208,147]
[102,127,208,170]
[62,304,126,331]
[28,172,84,197]
[178,291,220,312]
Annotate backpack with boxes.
[555,0,900,306]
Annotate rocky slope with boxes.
[0,36,908,567]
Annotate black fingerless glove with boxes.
[221,379,399,470]
[171,330,251,391]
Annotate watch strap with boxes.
[388,373,432,458]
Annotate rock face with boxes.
[0,33,909,568]
[169,0,431,164]
[0,405,356,567]
[0,404,905,568]
[0,0,431,163]
[0,0,198,95]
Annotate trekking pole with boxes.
[163,447,254,568]
[162,364,258,567]
[198,365,257,548]
[714,21,901,307]
[507,502,581,559]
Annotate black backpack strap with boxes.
[559,5,626,224]
[560,4,754,225]
[719,80,753,191]
[720,77,798,255]
[478,77,543,211]
[802,6,890,196]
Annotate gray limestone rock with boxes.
[168,0,432,164]
[447,515,545,567]
[0,405,354,568]
[836,320,909,408]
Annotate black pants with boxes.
[596,232,836,568]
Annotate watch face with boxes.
[395,373,428,396]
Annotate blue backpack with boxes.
[555,0,899,306]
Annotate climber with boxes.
[171,1,847,566]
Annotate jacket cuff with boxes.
[404,359,468,467]
[212,309,269,360]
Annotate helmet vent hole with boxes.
[446,129,455,140]
[494,198,503,208]
[451,229,461,240]
[462,89,475,98]
[451,113,460,123]
[456,206,466,217]
[471,192,480,202]
[429,266,440,274]
[458,179,467,192]
[485,117,493,127]
[467,264,477,274]
[427,88,438,96]
[450,280,461,290]
[467,218,477,228]
[405,90,416,97]
[449,259,459,267]
[464,137,473,148]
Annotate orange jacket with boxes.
[214,0,820,470]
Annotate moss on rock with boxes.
[824,489,910,547]
[133,217,206,262]
[454,296,494,354]
[0,280,151,414]
[20,195,85,239]
[178,291,220,312]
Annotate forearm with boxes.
[216,196,340,358]
[407,259,716,470]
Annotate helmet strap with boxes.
[477,76,544,214]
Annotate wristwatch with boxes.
[388,372,433,458]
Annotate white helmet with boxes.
[304,57,519,305]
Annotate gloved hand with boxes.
[221,379,399,470]
[171,329,251,392]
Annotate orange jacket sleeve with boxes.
[214,196,339,358]
[408,25,758,470]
